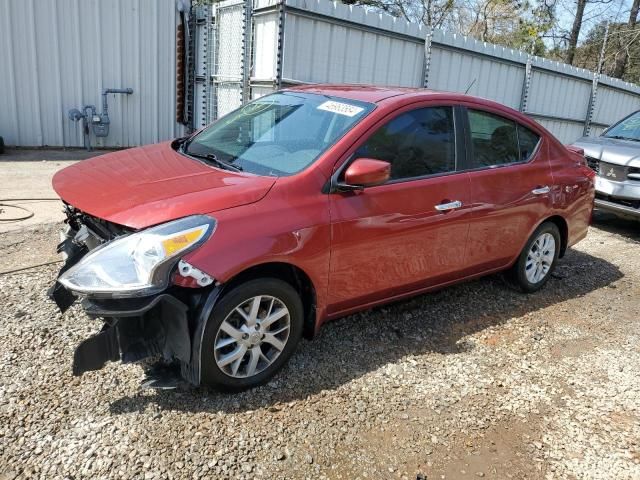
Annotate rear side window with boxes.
[468,109,541,168]
[355,106,456,181]
[518,125,540,161]
[468,110,519,167]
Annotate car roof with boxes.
[285,83,556,143]
[286,84,468,104]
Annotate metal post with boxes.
[241,0,253,104]
[275,0,286,89]
[519,44,534,112]
[204,4,218,125]
[184,9,197,131]
[584,21,609,136]
[422,26,433,88]
[192,5,211,128]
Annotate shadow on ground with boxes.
[0,147,111,162]
[109,247,622,415]
[592,210,640,242]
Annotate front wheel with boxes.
[508,222,561,293]
[200,278,303,391]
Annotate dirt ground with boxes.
[0,154,639,479]
[1,215,638,480]
[0,149,105,234]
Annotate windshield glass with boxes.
[185,92,374,176]
[603,111,640,141]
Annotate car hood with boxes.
[53,142,276,229]
[572,136,640,168]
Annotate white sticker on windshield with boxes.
[317,100,364,117]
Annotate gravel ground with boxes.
[1,213,639,480]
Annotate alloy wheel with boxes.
[213,295,291,378]
[525,232,556,284]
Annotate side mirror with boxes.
[340,158,391,190]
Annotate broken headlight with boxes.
[58,215,215,297]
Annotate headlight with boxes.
[59,215,215,297]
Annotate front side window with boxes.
[185,92,374,176]
[603,110,640,141]
[354,106,456,181]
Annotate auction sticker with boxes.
[317,100,364,117]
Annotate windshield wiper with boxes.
[606,135,640,142]
[186,152,243,172]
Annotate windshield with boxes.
[185,92,374,176]
[603,110,640,141]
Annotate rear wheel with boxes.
[508,222,561,293]
[201,278,303,391]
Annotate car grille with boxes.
[598,161,630,181]
[585,156,600,172]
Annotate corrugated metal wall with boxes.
[0,0,183,148]
[281,0,424,86]
[428,33,528,110]
[244,0,640,144]
[4,0,640,147]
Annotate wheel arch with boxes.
[219,262,317,340]
[543,214,569,258]
[511,214,570,268]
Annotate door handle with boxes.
[435,200,463,211]
[531,186,550,195]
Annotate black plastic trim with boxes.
[81,294,185,318]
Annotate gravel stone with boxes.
[1,217,639,479]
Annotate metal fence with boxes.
[202,0,640,144]
[0,0,184,148]
[191,0,252,129]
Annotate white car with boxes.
[572,110,640,219]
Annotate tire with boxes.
[508,222,561,293]
[200,278,303,391]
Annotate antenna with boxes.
[464,78,477,94]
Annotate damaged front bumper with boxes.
[48,223,220,387]
[51,272,220,387]
[73,295,190,376]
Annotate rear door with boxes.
[328,104,473,314]
[461,107,554,273]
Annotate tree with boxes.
[612,0,640,77]
[343,0,554,47]
[574,20,640,84]
[338,0,638,85]
[565,0,588,64]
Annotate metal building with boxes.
[2,0,640,148]
[0,0,184,148]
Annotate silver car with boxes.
[572,110,640,219]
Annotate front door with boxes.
[328,105,473,315]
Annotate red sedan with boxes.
[49,85,595,390]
